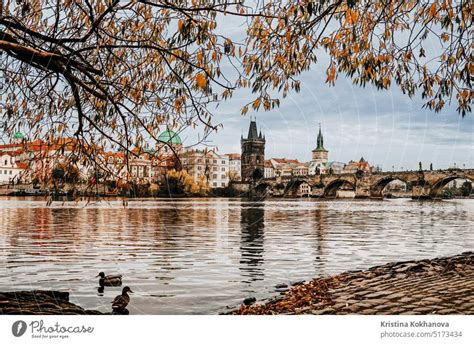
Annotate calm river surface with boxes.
[0,197,473,314]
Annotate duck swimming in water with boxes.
[112,286,133,312]
[97,272,122,287]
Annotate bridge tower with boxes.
[241,119,265,182]
[309,124,329,175]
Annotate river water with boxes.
[0,197,472,314]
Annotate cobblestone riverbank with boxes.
[231,252,474,315]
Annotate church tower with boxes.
[309,124,329,175]
[241,119,265,182]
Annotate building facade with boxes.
[293,164,309,176]
[0,153,27,184]
[180,149,229,188]
[327,161,346,174]
[343,157,373,174]
[264,160,275,179]
[270,158,303,177]
[297,182,311,197]
[225,153,241,181]
[0,138,93,184]
[241,120,265,182]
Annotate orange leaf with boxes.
[429,2,437,17]
[195,73,207,89]
[351,10,359,23]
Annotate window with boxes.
[213,174,217,179]
[213,159,217,164]
[221,167,225,171]
[221,160,225,164]
[9,170,12,175]
[197,166,202,170]
[221,174,225,179]
[213,182,217,187]
[213,167,217,171]
[4,160,7,165]
[221,183,225,187]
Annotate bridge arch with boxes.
[429,174,473,198]
[282,178,312,197]
[323,179,355,198]
[370,176,408,198]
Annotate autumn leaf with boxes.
[195,73,207,89]
[326,65,336,85]
[429,2,438,17]
[178,19,184,32]
[351,10,359,23]
[252,98,261,110]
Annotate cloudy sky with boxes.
[181,13,473,172]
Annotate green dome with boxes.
[158,130,182,145]
[14,132,24,139]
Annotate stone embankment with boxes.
[0,290,103,315]
[231,252,474,315]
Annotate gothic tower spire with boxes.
[316,123,325,151]
[241,119,265,182]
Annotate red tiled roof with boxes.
[224,153,241,159]
[271,158,300,164]
[16,162,29,169]
[0,138,104,154]
[0,143,23,149]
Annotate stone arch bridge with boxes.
[253,169,474,199]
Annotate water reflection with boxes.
[312,204,327,271]
[0,197,472,314]
[240,203,265,284]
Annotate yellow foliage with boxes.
[167,170,209,195]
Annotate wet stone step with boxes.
[0,291,104,315]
